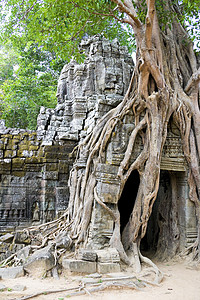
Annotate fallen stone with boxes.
[97,263,121,274]
[62,259,97,274]
[15,232,31,244]
[23,245,55,277]
[0,233,14,243]
[12,284,27,291]
[0,267,24,279]
[16,245,31,263]
[0,242,8,253]
[78,249,97,262]
[0,283,6,291]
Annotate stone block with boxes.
[78,249,97,262]
[62,259,97,274]
[4,150,16,158]
[0,242,8,253]
[16,245,31,262]
[45,163,58,172]
[14,231,31,244]
[23,245,55,277]
[95,248,120,263]
[0,266,24,279]
[96,181,120,203]
[97,263,120,274]
[12,157,25,169]
[42,171,58,180]
[0,233,14,243]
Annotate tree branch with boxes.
[111,0,142,28]
[184,67,200,93]
[145,0,155,48]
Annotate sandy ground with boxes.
[1,258,200,300]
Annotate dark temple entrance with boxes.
[141,170,185,258]
[118,170,140,233]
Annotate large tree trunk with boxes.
[64,0,200,270]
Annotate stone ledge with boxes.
[97,263,121,274]
[62,258,97,274]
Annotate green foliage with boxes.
[179,0,200,49]
[0,43,59,129]
[0,0,133,61]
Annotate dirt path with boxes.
[1,259,200,300]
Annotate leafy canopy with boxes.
[0,0,135,61]
[0,42,60,129]
[1,0,199,58]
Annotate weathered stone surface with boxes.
[16,245,31,262]
[78,249,97,262]
[15,232,31,244]
[62,258,97,274]
[23,245,55,277]
[97,263,121,274]
[0,233,14,243]
[0,267,24,279]
[55,232,72,249]
[95,248,120,263]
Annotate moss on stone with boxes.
[12,171,26,177]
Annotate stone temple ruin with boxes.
[0,37,197,267]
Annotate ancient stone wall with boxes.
[0,121,75,231]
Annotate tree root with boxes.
[139,250,163,284]
[9,271,166,300]
[10,276,149,300]
[9,286,83,300]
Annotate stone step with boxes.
[62,258,97,274]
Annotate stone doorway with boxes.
[140,170,196,258]
[118,170,140,234]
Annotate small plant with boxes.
[7,288,12,292]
